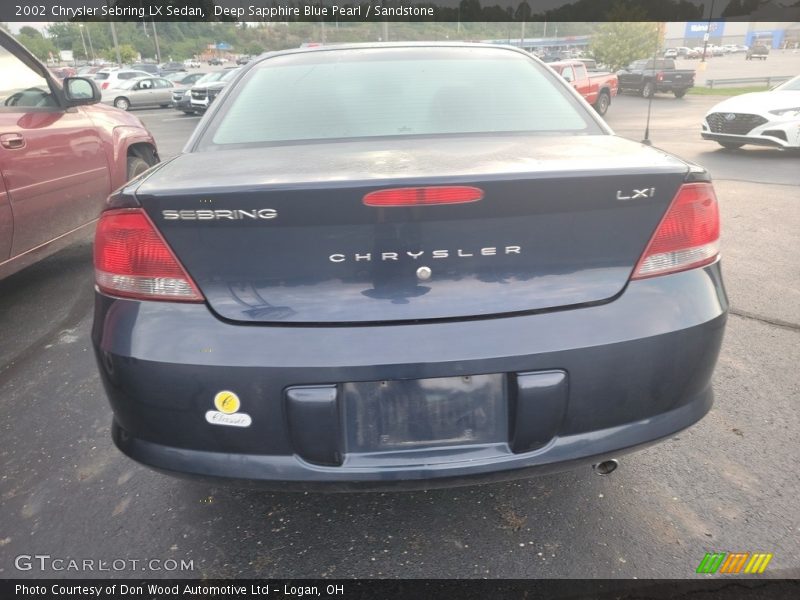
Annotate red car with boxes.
[547,60,618,116]
[0,31,159,279]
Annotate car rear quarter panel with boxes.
[83,104,158,189]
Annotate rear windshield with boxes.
[93,72,110,80]
[199,47,601,149]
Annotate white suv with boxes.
[92,69,152,91]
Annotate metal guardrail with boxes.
[706,76,792,88]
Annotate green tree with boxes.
[16,26,57,62]
[104,44,138,64]
[590,21,661,71]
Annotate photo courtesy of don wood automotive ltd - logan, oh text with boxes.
[0,0,799,599]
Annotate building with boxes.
[664,22,800,49]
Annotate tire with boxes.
[641,81,654,98]
[718,142,744,150]
[182,110,195,115]
[114,97,130,111]
[593,91,610,116]
[126,156,150,181]
[674,89,687,98]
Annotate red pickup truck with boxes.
[547,60,618,116]
[0,31,159,279]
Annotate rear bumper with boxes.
[93,262,728,490]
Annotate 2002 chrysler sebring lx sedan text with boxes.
[91,44,728,490]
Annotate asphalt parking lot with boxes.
[1,91,799,579]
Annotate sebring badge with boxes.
[162,209,277,221]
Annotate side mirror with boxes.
[63,77,101,106]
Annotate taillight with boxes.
[94,208,204,302]
[632,182,720,280]
[363,186,483,207]
[101,82,109,90]
[656,72,664,82]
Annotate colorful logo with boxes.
[214,390,241,415]
[696,552,773,574]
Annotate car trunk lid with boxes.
[135,135,689,324]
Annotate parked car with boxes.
[184,58,201,69]
[91,43,727,489]
[663,48,678,59]
[547,60,618,116]
[92,69,152,91]
[48,66,76,79]
[0,30,158,280]
[130,62,160,75]
[208,57,224,66]
[746,45,769,60]
[701,74,800,150]
[101,77,174,111]
[165,71,207,87]
[76,65,103,76]
[189,67,241,113]
[236,55,253,65]
[172,71,222,115]
[173,71,225,114]
[159,61,185,73]
[617,58,695,98]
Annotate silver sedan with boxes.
[101,76,174,111]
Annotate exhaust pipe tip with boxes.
[593,459,619,476]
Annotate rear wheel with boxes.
[674,89,687,98]
[594,91,610,116]
[641,81,654,98]
[114,97,130,111]
[126,156,150,181]
[718,142,744,150]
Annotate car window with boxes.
[574,64,587,80]
[0,44,58,109]
[154,78,171,89]
[204,48,600,148]
[561,66,575,82]
[93,72,110,80]
[138,79,154,90]
[775,76,800,91]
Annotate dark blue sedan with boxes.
[92,44,727,490]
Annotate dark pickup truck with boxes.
[617,58,695,98]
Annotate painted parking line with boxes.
[160,117,202,122]
[129,109,175,115]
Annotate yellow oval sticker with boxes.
[214,391,241,415]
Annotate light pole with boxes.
[84,23,96,61]
[701,0,716,62]
[77,23,88,61]
[152,20,161,63]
